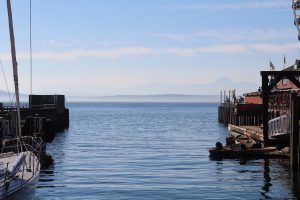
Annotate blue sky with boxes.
[0,0,299,96]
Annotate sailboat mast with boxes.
[6,0,22,139]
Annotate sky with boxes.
[0,0,299,96]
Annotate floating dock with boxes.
[209,146,289,159]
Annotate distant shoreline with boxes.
[0,94,220,103]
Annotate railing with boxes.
[29,104,56,110]
[0,104,56,111]
[268,114,290,137]
[1,136,43,156]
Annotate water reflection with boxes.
[292,170,300,197]
[38,153,55,188]
[7,184,37,200]
[212,157,300,198]
[260,159,272,199]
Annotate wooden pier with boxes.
[218,103,262,126]
[214,68,300,173]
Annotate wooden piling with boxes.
[290,94,300,171]
[261,72,270,146]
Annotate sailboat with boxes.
[0,0,43,198]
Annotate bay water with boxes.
[30,102,299,199]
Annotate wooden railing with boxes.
[268,114,290,137]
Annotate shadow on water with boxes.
[40,153,54,172]
[6,185,38,200]
[38,153,55,188]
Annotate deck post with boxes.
[220,91,222,104]
[261,72,270,146]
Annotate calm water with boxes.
[27,102,299,199]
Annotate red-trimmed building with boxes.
[244,91,262,104]
[275,65,300,90]
[244,62,300,104]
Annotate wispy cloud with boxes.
[165,43,300,56]
[165,44,249,56]
[95,40,132,47]
[155,29,295,43]
[170,0,288,11]
[42,40,71,47]
[0,43,298,60]
[251,43,300,54]
[42,38,80,47]
[0,47,156,60]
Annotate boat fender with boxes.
[215,142,223,150]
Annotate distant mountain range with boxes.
[0,78,259,102]
[65,78,259,102]
[0,90,27,102]
[0,91,220,103]
[66,94,220,102]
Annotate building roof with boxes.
[244,91,261,96]
[282,60,300,71]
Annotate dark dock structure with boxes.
[0,94,69,143]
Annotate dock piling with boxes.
[290,94,300,171]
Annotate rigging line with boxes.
[0,60,13,106]
[0,60,13,133]
[29,0,33,94]
[0,59,17,139]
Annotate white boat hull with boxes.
[0,151,40,199]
